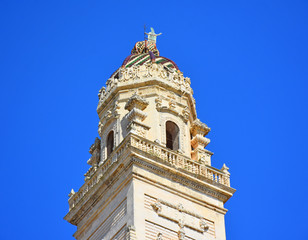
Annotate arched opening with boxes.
[107,131,114,157]
[166,121,180,151]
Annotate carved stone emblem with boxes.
[151,198,211,239]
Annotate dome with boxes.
[122,53,179,70]
[110,40,179,78]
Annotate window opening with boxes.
[166,121,180,151]
[107,131,114,157]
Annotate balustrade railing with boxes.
[130,135,230,187]
[68,134,230,210]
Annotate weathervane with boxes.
[144,26,162,44]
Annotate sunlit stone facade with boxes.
[64,38,235,240]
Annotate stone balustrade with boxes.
[68,133,230,210]
[130,135,230,187]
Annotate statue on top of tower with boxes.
[145,27,162,43]
[130,27,161,56]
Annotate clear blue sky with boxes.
[1,1,307,239]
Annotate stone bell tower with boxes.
[64,32,235,240]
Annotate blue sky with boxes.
[1,0,307,239]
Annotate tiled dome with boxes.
[121,53,179,70]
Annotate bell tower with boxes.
[64,31,235,240]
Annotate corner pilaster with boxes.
[125,93,150,138]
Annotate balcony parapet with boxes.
[67,133,232,212]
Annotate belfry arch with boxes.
[106,130,114,157]
[166,121,180,151]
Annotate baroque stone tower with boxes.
[64,33,235,240]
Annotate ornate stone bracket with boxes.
[84,137,101,180]
[151,199,210,240]
[125,93,150,137]
[191,119,212,164]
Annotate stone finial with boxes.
[68,189,75,198]
[125,93,149,111]
[221,163,230,174]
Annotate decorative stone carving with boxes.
[200,218,209,232]
[182,106,190,122]
[97,62,193,111]
[98,87,106,100]
[169,99,176,110]
[191,119,212,164]
[191,135,210,149]
[98,101,120,136]
[84,137,101,180]
[87,137,101,167]
[125,93,150,137]
[152,201,162,213]
[125,93,149,111]
[155,96,163,110]
[151,198,210,239]
[156,233,163,240]
[191,118,210,137]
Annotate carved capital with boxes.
[127,108,147,122]
[191,119,210,137]
[191,135,210,149]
